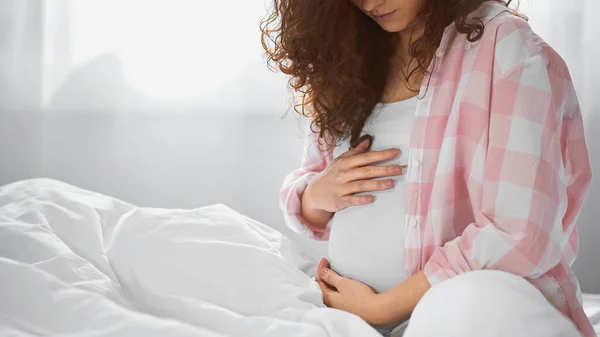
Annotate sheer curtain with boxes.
[0,1,598,291]
[0,0,290,113]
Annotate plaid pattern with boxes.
[279,2,594,336]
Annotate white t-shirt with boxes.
[327,96,417,294]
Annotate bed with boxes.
[0,179,598,336]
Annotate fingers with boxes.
[317,280,338,307]
[341,179,394,196]
[346,164,405,181]
[340,148,401,170]
[319,266,344,290]
[335,176,404,210]
[335,194,375,210]
[339,137,371,159]
[316,258,329,282]
[316,259,340,308]
[349,135,373,150]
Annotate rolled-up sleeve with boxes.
[279,121,333,241]
[424,53,592,285]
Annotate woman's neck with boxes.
[398,22,425,61]
[381,26,426,103]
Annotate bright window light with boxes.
[69,0,269,100]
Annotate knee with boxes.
[419,270,540,310]
[431,270,538,310]
[405,271,579,337]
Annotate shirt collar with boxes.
[437,1,513,53]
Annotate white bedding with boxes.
[0,179,381,337]
[584,294,600,335]
[0,179,598,337]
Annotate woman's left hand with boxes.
[316,258,385,325]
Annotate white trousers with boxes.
[390,270,581,337]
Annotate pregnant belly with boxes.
[327,188,408,293]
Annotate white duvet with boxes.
[0,179,382,337]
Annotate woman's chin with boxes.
[377,21,409,33]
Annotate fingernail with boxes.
[320,268,328,275]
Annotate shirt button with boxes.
[409,219,418,227]
[411,160,420,168]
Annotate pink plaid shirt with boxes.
[279,2,594,336]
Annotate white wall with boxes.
[0,110,331,265]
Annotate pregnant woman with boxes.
[262,0,594,336]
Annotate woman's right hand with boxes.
[301,137,405,218]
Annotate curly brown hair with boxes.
[261,0,517,149]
